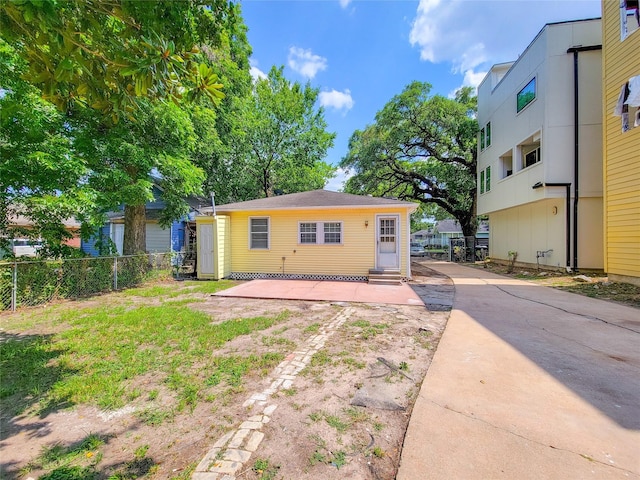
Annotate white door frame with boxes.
[375,214,400,270]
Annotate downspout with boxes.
[567,44,602,271]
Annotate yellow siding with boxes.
[227,207,411,277]
[602,0,640,284]
[216,215,232,279]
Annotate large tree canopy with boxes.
[340,82,478,236]
[0,0,236,118]
[71,101,204,254]
[207,66,336,201]
[1,2,250,256]
[0,40,96,256]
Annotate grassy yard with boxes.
[0,279,296,479]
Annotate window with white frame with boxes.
[249,217,269,249]
[479,121,492,151]
[517,78,536,113]
[621,0,639,41]
[298,222,342,245]
[485,166,491,191]
[479,166,491,194]
[500,150,513,178]
[522,144,541,169]
[299,222,317,244]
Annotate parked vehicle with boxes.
[410,242,426,257]
[10,238,42,257]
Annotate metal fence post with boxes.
[114,256,118,291]
[11,262,17,312]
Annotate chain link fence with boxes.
[0,253,172,311]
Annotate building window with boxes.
[479,167,491,194]
[250,217,269,249]
[621,0,640,41]
[324,222,342,244]
[479,122,491,151]
[298,222,342,245]
[517,78,536,113]
[523,146,541,168]
[486,166,491,191]
[299,222,317,244]
[500,150,513,179]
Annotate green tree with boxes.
[221,66,336,200]
[0,40,94,256]
[0,0,236,117]
[1,1,249,255]
[340,82,478,236]
[72,102,204,255]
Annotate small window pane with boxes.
[486,122,491,147]
[486,166,491,192]
[324,222,341,244]
[250,218,269,249]
[480,128,485,150]
[480,170,485,194]
[300,223,317,244]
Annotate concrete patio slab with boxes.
[214,279,425,306]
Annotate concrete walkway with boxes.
[397,261,640,480]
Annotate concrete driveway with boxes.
[398,261,640,480]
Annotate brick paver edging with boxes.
[192,306,355,480]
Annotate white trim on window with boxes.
[298,221,343,245]
[249,216,270,250]
[517,77,536,113]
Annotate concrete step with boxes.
[368,269,403,286]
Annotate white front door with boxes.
[198,224,215,275]
[376,215,400,269]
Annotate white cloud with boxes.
[250,65,267,81]
[249,58,267,81]
[462,69,487,89]
[325,168,354,192]
[319,89,354,111]
[410,0,601,75]
[339,0,351,8]
[288,47,328,79]
[448,69,488,98]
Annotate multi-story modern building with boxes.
[602,0,640,286]
[477,18,603,271]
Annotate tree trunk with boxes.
[123,204,146,255]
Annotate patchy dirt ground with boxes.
[0,264,452,480]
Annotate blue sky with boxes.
[240,0,602,191]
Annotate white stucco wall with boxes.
[477,18,603,269]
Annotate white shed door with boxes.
[113,224,124,256]
[198,224,215,274]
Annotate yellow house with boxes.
[195,190,418,282]
[602,0,640,286]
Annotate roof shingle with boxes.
[201,189,417,213]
